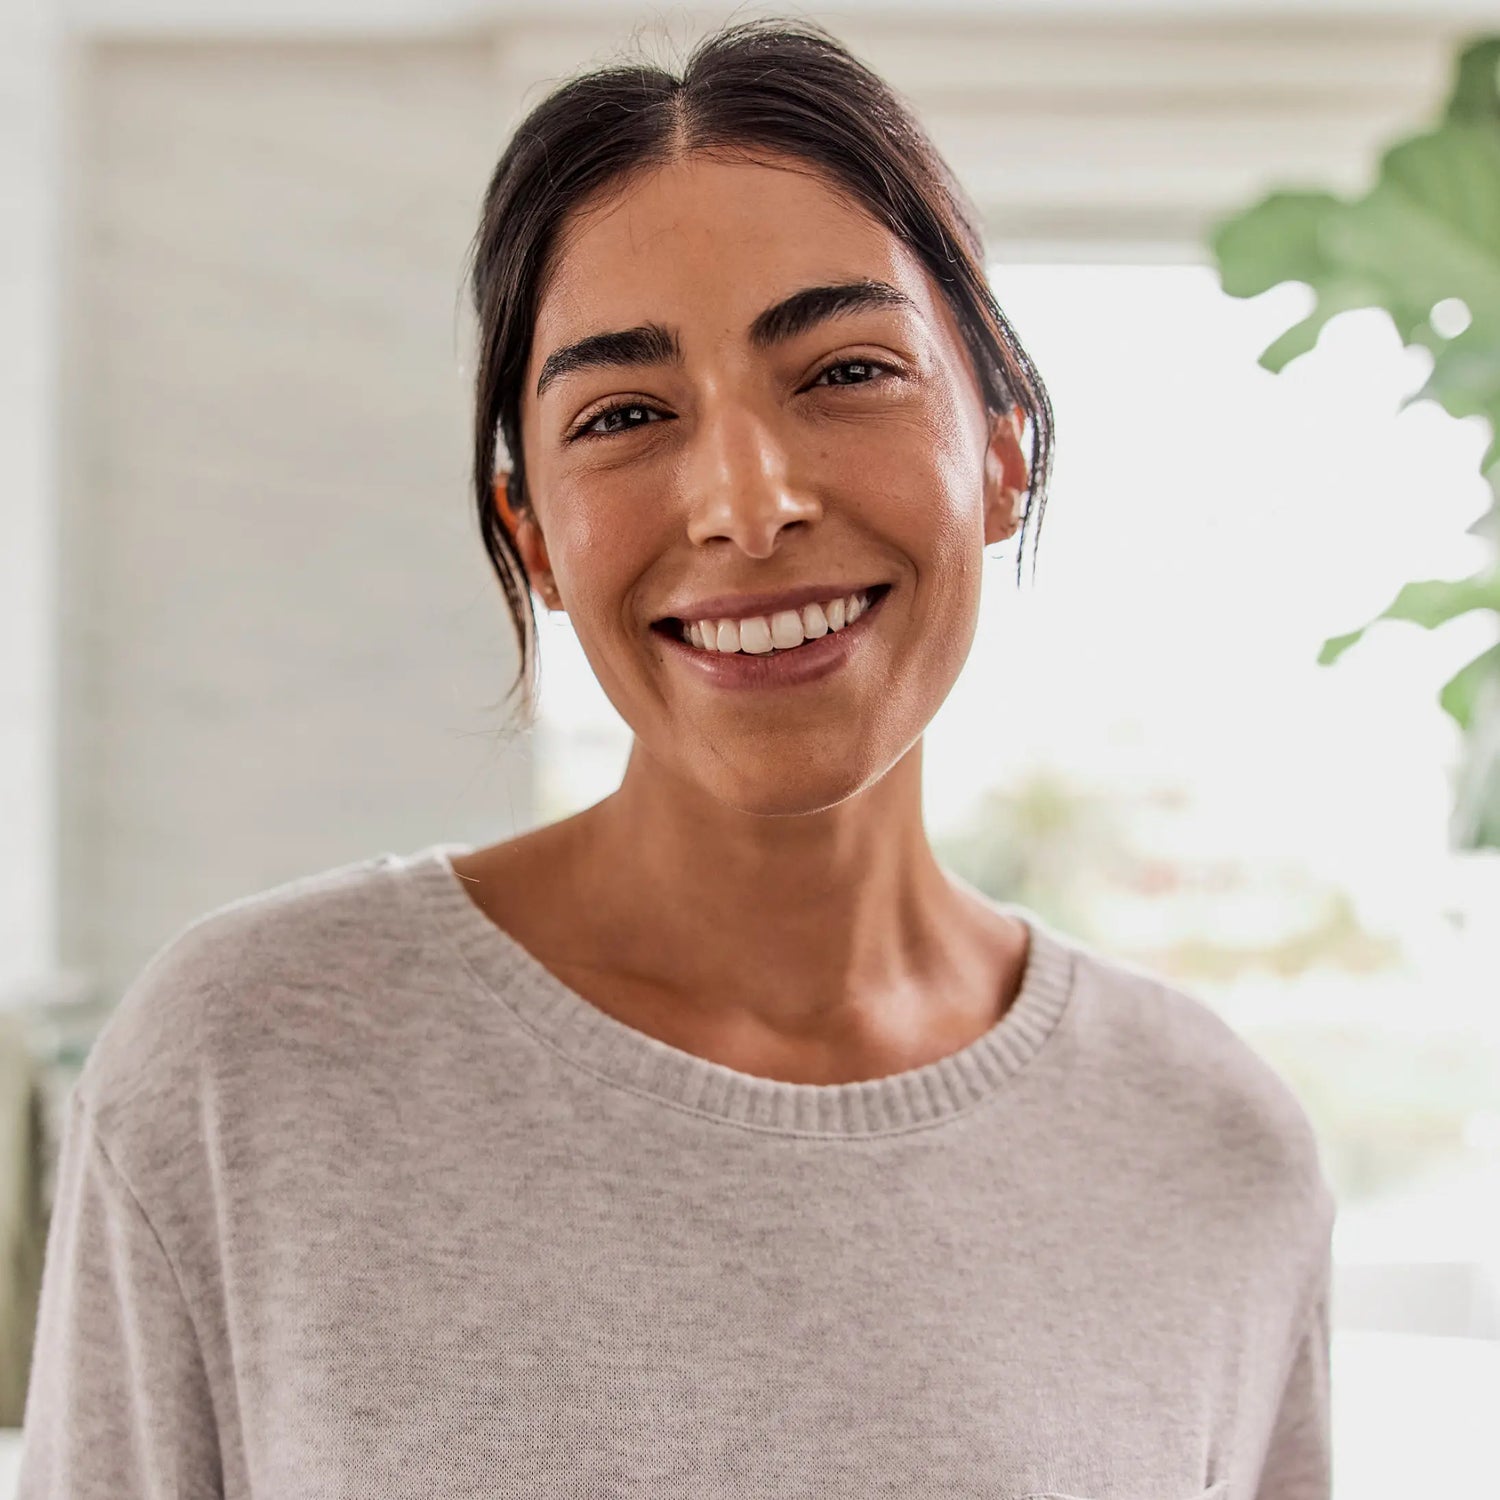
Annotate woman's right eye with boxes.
[570,403,670,442]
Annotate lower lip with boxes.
[654,587,892,691]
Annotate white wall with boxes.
[0,0,64,1003]
[58,35,533,1000]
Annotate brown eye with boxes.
[810,359,895,389]
[570,403,669,442]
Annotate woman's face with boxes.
[512,150,1028,816]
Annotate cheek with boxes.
[541,491,644,609]
[854,386,981,498]
[860,418,986,577]
[927,413,989,570]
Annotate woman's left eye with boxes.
[811,358,895,389]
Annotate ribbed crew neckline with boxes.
[391,841,1077,1136]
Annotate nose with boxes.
[682,400,823,557]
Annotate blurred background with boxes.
[3,0,1499,1490]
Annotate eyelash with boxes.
[566,358,900,443]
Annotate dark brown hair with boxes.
[466,15,1054,724]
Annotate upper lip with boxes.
[655,581,889,625]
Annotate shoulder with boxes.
[1060,935,1334,1231]
[73,848,409,1138]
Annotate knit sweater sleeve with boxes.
[15,1089,223,1499]
[1254,1210,1335,1500]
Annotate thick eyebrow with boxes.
[533,278,916,399]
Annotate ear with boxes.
[494,472,564,613]
[981,404,1030,548]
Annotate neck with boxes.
[547,734,986,1045]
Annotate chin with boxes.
[702,762,888,819]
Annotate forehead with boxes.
[531,153,940,356]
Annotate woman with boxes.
[18,17,1333,1500]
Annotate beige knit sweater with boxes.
[17,843,1334,1498]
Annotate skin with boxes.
[450,149,1034,1086]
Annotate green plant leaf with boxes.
[1213,33,1500,848]
[1208,190,1345,296]
[1317,570,1500,667]
[1469,492,1500,545]
[1254,278,1380,371]
[1316,627,1368,667]
[1440,640,1500,730]
[1325,128,1500,327]
[1212,35,1500,428]
[1384,571,1500,626]
[1442,35,1500,122]
[1398,323,1500,419]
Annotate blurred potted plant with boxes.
[1209,35,1500,851]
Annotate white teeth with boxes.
[685,589,876,654]
[769,609,804,649]
[737,617,774,655]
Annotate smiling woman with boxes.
[16,15,1334,1500]
[470,55,1053,726]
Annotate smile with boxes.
[651,584,893,691]
[673,586,881,655]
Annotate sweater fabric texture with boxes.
[16,842,1335,1499]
